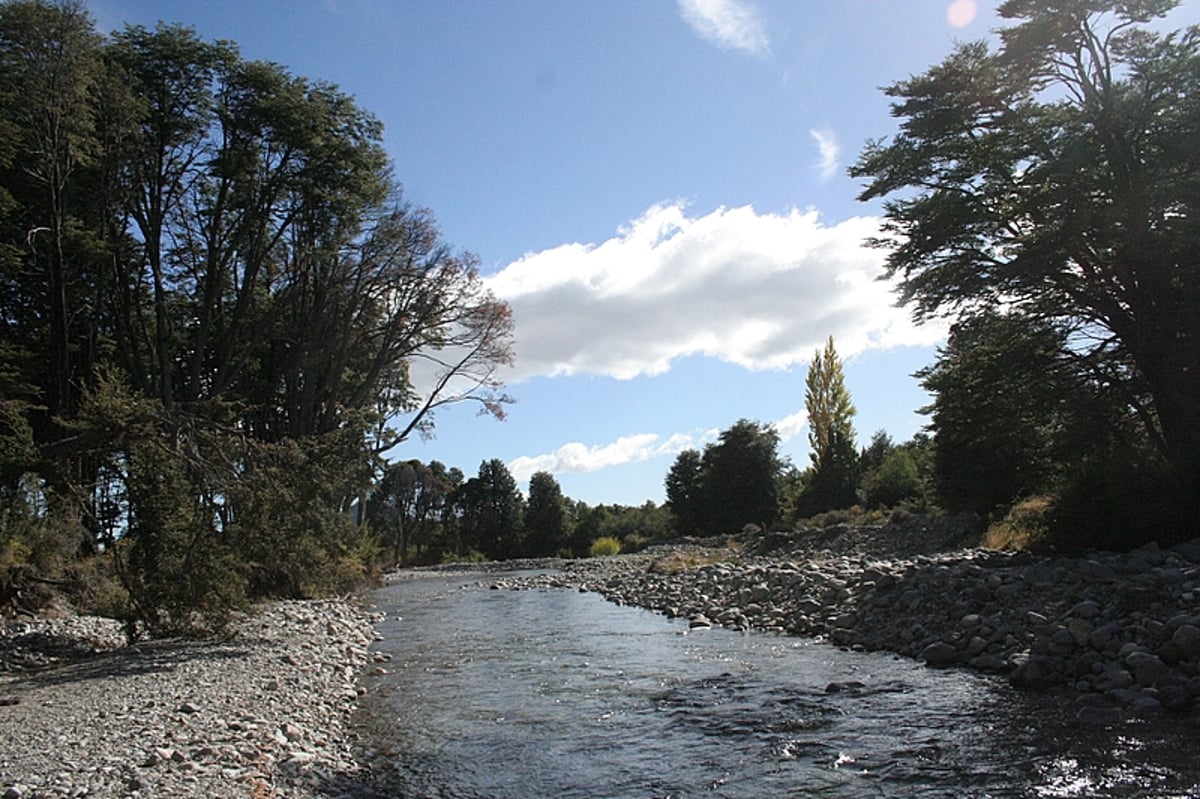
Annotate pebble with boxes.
[1,599,385,798]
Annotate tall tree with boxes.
[805,336,856,467]
[524,471,567,556]
[664,448,703,535]
[0,0,103,442]
[798,336,858,514]
[851,0,1200,527]
[696,419,783,534]
[455,459,523,560]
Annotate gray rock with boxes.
[1170,624,1200,659]
[1125,651,1169,687]
[1010,655,1063,688]
[919,641,959,666]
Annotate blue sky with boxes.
[84,0,1132,506]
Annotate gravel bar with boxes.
[1,599,391,799]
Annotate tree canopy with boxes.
[664,420,784,536]
[0,1,514,627]
[852,0,1200,532]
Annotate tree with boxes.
[797,337,858,515]
[524,470,566,556]
[805,337,856,467]
[664,448,703,535]
[455,459,523,560]
[861,448,922,509]
[0,0,103,426]
[695,419,783,534]
[851,0,1200,532]
[0,5,517,623]
[366,459,453,565]
[916,310,1083,514]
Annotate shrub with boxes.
[983,496,1054,551]
[589,536,621,557]
[1050,449,1191,551]
[621,533,648,553]
[862,448,923,508]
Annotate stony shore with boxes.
[3,518,1198,796]
[1,600,389,799]
[497,521,1200,724]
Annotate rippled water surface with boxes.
[357,572,1200,798]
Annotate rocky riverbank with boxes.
[1,600,389,798]
[497,523,1200,724]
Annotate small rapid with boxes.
[355,571,1200,798]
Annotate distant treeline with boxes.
[364,458,673,565]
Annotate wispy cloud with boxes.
[487,202,944,384]
[677,0,770,57]
[508,430,715,481]
[774,408,808,443]
[507,406,812,481]
[810,127,840,181]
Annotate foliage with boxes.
[1050,443,1193,551]
[861,447,922,509]
[366,459,454,565]
[0,1,515,628]
[793,338,859,516]
[664,448,704,535]
[852,0,1200,539]
[695,420,784,535]
[916,311,1085,514]
[524,471,567,557]
[588,536,621,558]
[564,500,670,558]
[805,337,856,467]
[453,459,524,560]
[983,496,1054,552]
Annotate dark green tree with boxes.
[0,0,103,425]
[455,459,523,560]
[852,0,1200,531]
[664,448,703,535]
[524,470,567,556]
[366,459,453,565]
[0,4,516,623]
[696,419,783,534]
[861,447,922,509]
[916,311,1081,514]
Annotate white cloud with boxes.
[810,127,841,181]
[508,430,715,482]
[677,0,770,57]
[773,408,808,443]
[507,406,813,482]
[487,201,944,383]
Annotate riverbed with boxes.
[355,571,1200,798]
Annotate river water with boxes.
[356,571,1200,798]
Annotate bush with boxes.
[1050,450,1192,551]
[862,448,923,508]
[621,533,648,553]
[589,536,621,557]
[983,496,1054,551]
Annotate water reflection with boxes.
[355,573,1200,798]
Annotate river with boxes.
[355,570,1200,798]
